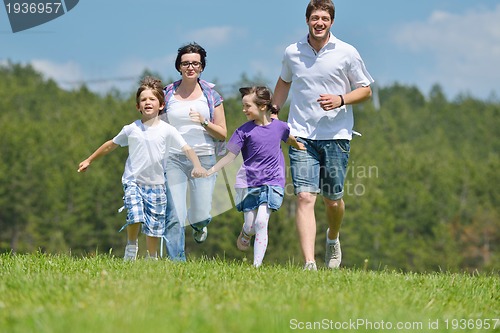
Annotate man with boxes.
[272,0,374,270]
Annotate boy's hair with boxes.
[239,86,279,114]
[136,76,164,106]
[175,42,207,73]
[306,0,335,21]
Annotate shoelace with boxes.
[328,243,340,259]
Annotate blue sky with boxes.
[1,0,500,100]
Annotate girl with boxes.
[201,86,305,267]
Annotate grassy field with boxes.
[0,253,498,333]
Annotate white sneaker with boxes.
[325,229,341,269]
[193,226,208,243]
[303,261,317,271]
[124,244,138,261]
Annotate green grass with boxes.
[0,253,499,333]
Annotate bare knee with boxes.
[323,198,344,210]
[297,192,316,207]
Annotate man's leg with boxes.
[323,197,344,240]
[296,192,317,264]
[324,198,343,268]
[320,139,349,269]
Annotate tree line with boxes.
[0,63,498,272]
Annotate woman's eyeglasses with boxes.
[180,61,202,68]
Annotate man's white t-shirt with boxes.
[280,33,374,140]
[113,119,187,185]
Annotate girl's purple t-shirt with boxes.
[226,119,290,188]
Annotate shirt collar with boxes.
[299,32,337,48]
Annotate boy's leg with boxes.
[122,183,145,261]
[127,223,141,241]
[139,183,167,260]
[146,236,159,259]
[124,223,141,261]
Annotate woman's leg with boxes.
[164,156,189,259]
[188,155,217,231]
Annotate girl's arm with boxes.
[205,152,238,177]
[78,140,118,172]
[286,135,306,150]
[181,144,207,177]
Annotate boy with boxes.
[78,76,205,260]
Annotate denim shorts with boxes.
[235,185,284,212]
[119,182,167,238]
[288,138,350,200]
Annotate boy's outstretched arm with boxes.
[286,135,306,150]
[204,152,237,177]
[78,140,118,172]
[181,145,207,177]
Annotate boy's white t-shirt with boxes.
[113,119,187,185]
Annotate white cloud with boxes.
[31,59,84,86]
[24,55,178,94]
[185,26,242,48]
[116,54,175,78]
[393,4,500,98]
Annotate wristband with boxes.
[338,95,345,107]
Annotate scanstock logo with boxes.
[3,0,79,33]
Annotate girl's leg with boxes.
[237,210,256,252]
[243,209,257,236]
[252,204,271,267]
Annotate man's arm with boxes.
[344,86,372,105]
[318,86,372,111]
[272,78,292,116]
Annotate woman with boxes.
[161,42,227,261]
